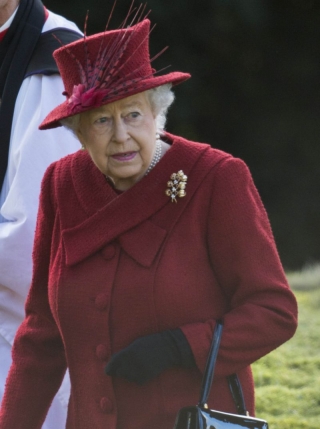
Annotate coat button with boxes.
[95,293,108,311]
[100,397,113,413]
[101,244,116,260]
[96,344,108,361]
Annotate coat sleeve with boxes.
[180,156,298,377]
[0,164,67,429]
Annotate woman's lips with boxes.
[111,152,136,161]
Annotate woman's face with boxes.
[77,92,157,191]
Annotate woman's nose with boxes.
[112,119,129,143]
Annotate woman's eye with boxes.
[128,112,140,120]
[95,117,111,125]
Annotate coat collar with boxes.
[61,134,210,266]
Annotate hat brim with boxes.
[39,72,190,130]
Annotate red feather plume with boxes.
[61,0,169,113]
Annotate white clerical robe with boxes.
[0,8,81,429]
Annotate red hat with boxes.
[39,18,190,130]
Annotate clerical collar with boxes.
[0,6,48,42]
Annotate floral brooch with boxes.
[165,170,188,203]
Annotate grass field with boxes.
[252,264,320,428]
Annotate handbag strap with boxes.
[227,373,248,416]
[198,320,248,416]
[198,320,223,407]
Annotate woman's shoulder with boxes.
[165,132,247,173]
[41,150,91,197]
[198,146,254,190]
[48,149,89,174]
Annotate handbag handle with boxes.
[198,320,248,416]
[198,320,223,407]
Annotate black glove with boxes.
[105,328,195,385]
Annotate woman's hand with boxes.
[105,329,195,385]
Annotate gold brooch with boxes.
[165,170,188,203]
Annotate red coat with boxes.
[0,134,297,429]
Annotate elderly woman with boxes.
[0,9,297,429]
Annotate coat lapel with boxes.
[118,220,167,267]
[61,135,211,266]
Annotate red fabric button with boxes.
[101,244,116,260]
[95,293,108,311]
[96,344,108,361]
[100,397,113,413]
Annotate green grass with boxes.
[252,264,320,428]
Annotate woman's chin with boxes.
[107,169,144,190]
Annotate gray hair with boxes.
[146,83,175,132]
[60,84,175,135]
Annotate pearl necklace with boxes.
[145,139,162,176]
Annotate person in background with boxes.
[0,0,81,428]
[0,4,298,429]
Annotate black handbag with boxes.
[173,321,269,429]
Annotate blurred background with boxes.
[45,0,320,270]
